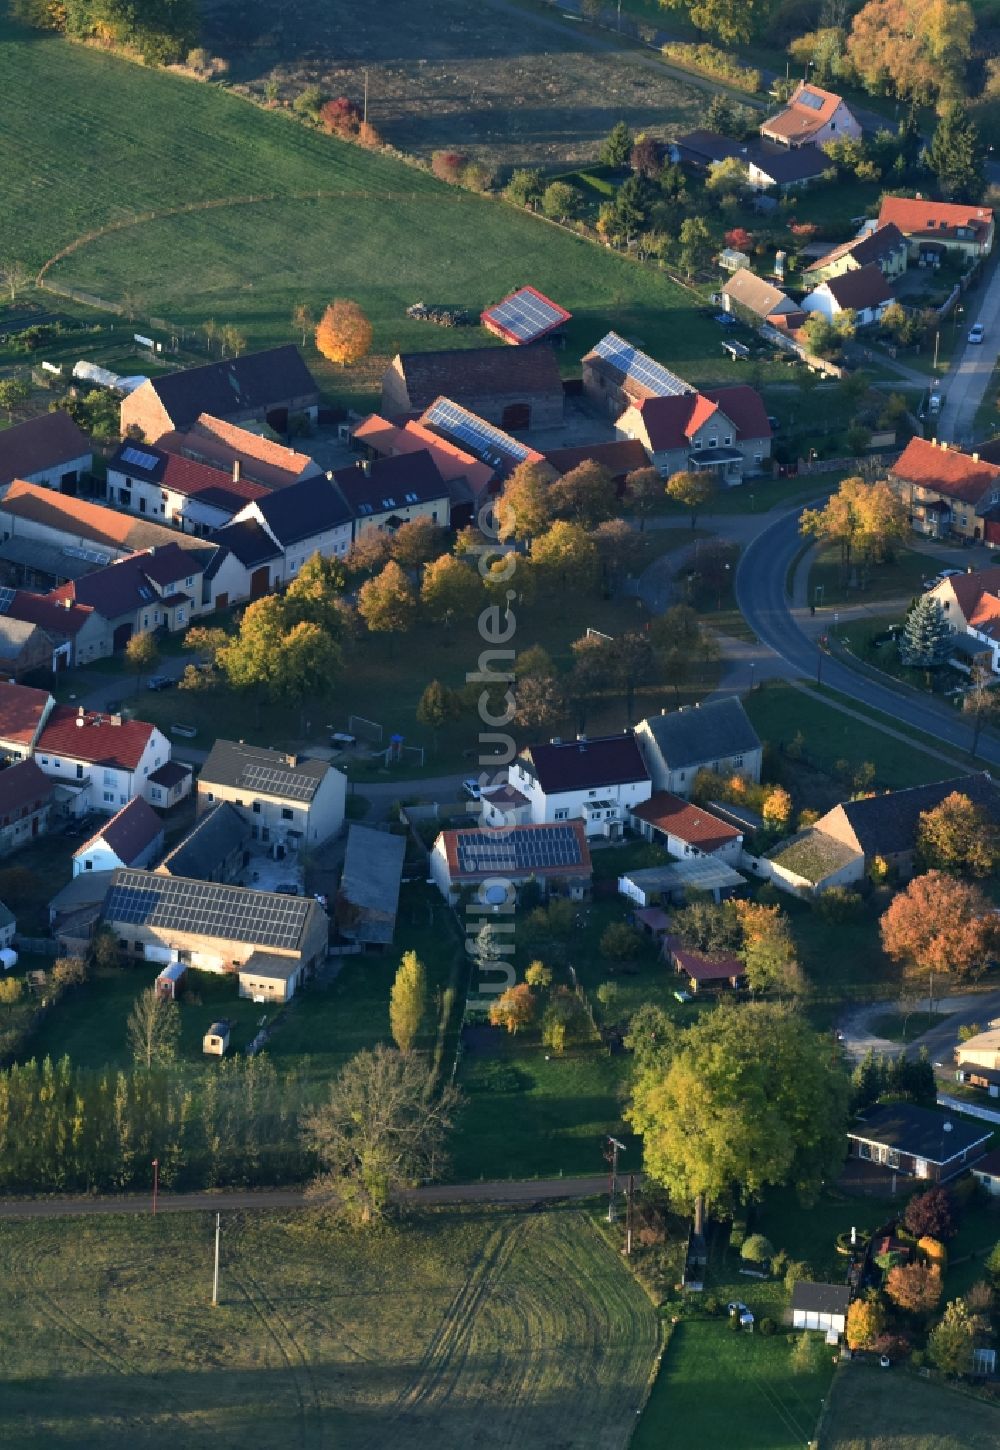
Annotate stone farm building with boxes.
[120,346,320,442]
[381,346,564,431]
[0,411,92,492]
[197,739,346,848]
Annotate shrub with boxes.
[660,42,761,93]
[816,886,864,923]
[431,150,468,184]
[320,96,361,137]
[759,1317,777,1336]
[292,85,325,120]
[905,1187,957,1241]
[741,1233,774,1265]
[461,162,494,193]
[917,1236,948,1271]
[468,1061,527,1094]
[729,1219,746,1251]
[0,977,22,1005]
[784,1259,813,1294]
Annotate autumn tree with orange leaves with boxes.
[880,871,999,992]
[314,299,372,367]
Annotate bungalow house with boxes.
[790,1283,850,1337]
[335,824,407,948]
[352,414,496,525]
[629,792,743,865]
[0,480,208,568]
[106,438,270,536]
[847,1102,991,1182]
[146,761,193,812]
[760,82,861,149]
[48,542,212,652]
[429,819,592,904]
[156,801,249,884]
[876,197,995,263]
[956,1027,1000,1074]
[0,591,105,669]
[100,867,329,1003]
[888,438,1000,543]
[331,451,451,540]
[971,1148,1000,1197]
[0,681,55,761]
[721,269,799,327]
[381,345,565,432]
[120,346,320,442]
[663,935,745,993]
[0,617,55,680]
[745,143,828,193]
[801,264,894,328]
[0,410,92,493]
[634,698,762,799]
[481,286,572,346]
[581,332,694,418]
[507,732,652,839]
[159,413,322,490]
[927,565,1000,671]
[804,223,909,284]
[34,705,179,814]
[668,130,749,174]
[72,796,165,875]
[0,758,55,857]
[616,383,772,484]
[224,473,354,575]
[197,739,346,848]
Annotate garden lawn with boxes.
[809,543,930,606]
[821,1360,1000,1449]
[868,1010,943,1043]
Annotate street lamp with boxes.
[152,1157,159,1217]
[718,561,731,612]
[940,1121,953,1177]
[605,1136,626,1223]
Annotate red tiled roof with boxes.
[191,415,316,474]
[6,591,95,638]
[159,452,268,505]
[0,681,53,746]
[78,795,163,865]
[0,758,54,816]
[877,197,994,245]
[37,705,157,771]
[891,438,1000,506]
[543,440,650,481]
[635,385,770,452]
[761,82,849,143]
[354,414,495,496]
[0,480,192,554]
[0,410,90,487]
[937,565,1000,623]
[518,732,649,794]
[630,792,740,852]
[664,935,744,981]
[702,385,772,442]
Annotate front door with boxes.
[250,567,269,599]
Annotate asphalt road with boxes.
[937,252,1000,445]
[735,506,1000,768]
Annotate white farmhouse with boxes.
[507,732,652,839]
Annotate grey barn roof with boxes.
[819,773,1000,857]
[790,1282,850,1316]
[640,698,761,771]
[250,473,352,545]
[142,346,318,430]
[0,410,90,486]
[338,824,407,945]
[158,802,248,879]
[199,740,331,804]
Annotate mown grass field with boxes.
[821,1361,1000,1449]
[0,1205,660,1449]
[0,22,742,405]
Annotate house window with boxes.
[84,859,93,871]
[76,764,83,780]
[281,808,293,821]
[103,791,114,803]
[206,792,215,802]
[185,577,193,588]
[553,808,569,821]
[252,802,261,814]
[693,438,702,450]
[151,787,161,801]
[733,755,744,768]
[103,770,115,786]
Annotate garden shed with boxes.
[203,1020,231,1057]
[790,1282,850,1336]
[155,960,186,1001]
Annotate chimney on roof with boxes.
[973,453,980,462]
[286,752,298,767]
[61,598,71,610]
[110,713,122,727]
[576,733,587,743]
[77,705,84,717]
[75,715,84,728]
[361,459,371,477]
[233,458,242,483]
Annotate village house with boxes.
[507,732,652,839]
[971,1149,1000,1196]
[223,472,354,574]
[634,699,762,798]
[0,410,92,494]
[429,819,592,904]
[746,143,828,193]
[629,792,743,865]
[100,867,329,1003]
[352,414,496,527]
[668,130,749,174]
[34,705,181,815]
[480,781,532,828]
[203,517,281,607]
[72,795,164,876]
[581,331,694,418]
[0,591,104,670]
[158,413,322,490]
[106,438,270,536]
[480,286,572,346]
[0,681,55,761]
[0,758,55,856]
[48,542,212,652]
[156,801,249,884]
[197,739,346,848]
[760,82,862,149]
[616,383,772,484]
[0,616,55,680]
[331,451,451,540]
[418,397,544,481]
[335,824,407,949]
[927,565,1000,671]
[888,438,1000,543]
[847,1102,991,1182]
[804,223,909,284]
[720,269,800,327]
[381,345,564,431]
[146,761,192,812]
[801,264,894,328]
[877,197,995,263]
[119,346,320,442]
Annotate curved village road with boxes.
[735,507,1000,769]
[0,1175,622,1220]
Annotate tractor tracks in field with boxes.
[228,1261,326,1450]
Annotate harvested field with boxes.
[205,0,707,168]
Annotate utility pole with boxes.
[605,1136,626,1223]
[933,330,940,371]
[363,69,369,128]
[212,1213,221,1306]
[625,1174,635,1255]
[152,1157,159,1217]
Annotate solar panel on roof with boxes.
[797,89,824,109]
[455,825,582,875]
[240,762,317,802]
[120,444,161,471]
[483,288,570,343]
[0,587,14,615]
[592,333,692,398]
[104,869,311,950]
[424,399,530,469]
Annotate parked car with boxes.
[713,312,737,327]
[968,323,985,344]
[170,722,198,739]
[329,731,357,747]
[922,567,963,590]
[462,777,483,801]
[147,674,174,691]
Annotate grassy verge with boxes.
[868,1009,946,1042]
[821,1360,1000,1448]
[809,544,929,607]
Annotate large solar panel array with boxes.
[0,587,15,615]
[591,333,693,398]
[105,869,311,949]
[240,761,318,802]
[423,398,531,471]
[455,825,583,876]
[482,287,571,344]
[120,444,161,472]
